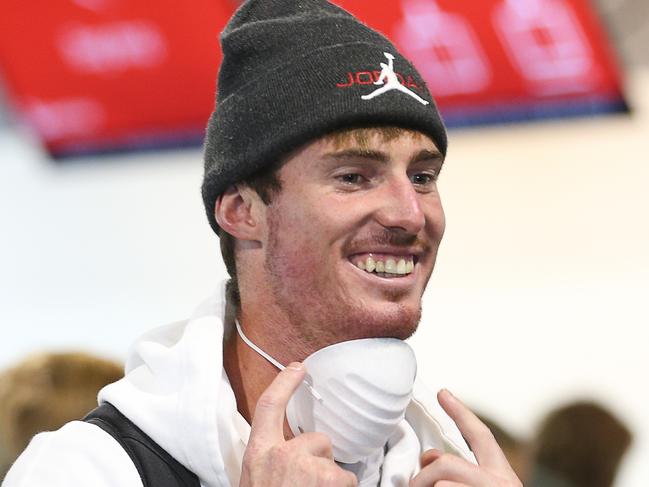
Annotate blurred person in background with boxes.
[477,413,530,481]
[0,351,123,480]
[527,401,632,487]
[3,1,522,486]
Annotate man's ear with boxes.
[214,185,263,241]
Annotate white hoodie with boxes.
[3,282,475,487]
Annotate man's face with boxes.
[259,129,446,349]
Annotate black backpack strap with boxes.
[84,402,200,487]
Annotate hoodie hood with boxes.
[99,281,475,487]
[99,284,247,487]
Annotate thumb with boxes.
[249,362,306,446]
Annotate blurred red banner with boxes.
[0,0,236,157]
[0,0,626,158]
[334,0,627,125]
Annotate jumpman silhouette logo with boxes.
[361,52,429,105]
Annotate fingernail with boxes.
[440,388,455,399]
[287,362,304,371]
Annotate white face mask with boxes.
[236,320,417,464]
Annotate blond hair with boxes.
[0,351,123,476]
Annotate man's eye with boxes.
[410,172,437,185]
[339,173,364,184]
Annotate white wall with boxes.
[1,70,647,486]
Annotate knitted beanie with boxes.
[202,0,447,234]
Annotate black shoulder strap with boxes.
[84,403,200,487]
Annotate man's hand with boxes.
[410,390,523,487]
[239,362,358,487]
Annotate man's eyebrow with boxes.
[323,148,444,165]
[323,148,389,163]
[410,149,444,165]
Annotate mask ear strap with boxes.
[235,319,323,402]
[235,318,285,371]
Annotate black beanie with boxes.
[202,0,447,234]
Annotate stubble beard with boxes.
[263,215,423,353]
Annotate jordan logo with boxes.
[361,52,429,105]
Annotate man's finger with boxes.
[309,457,359,487]
[425,482,468,487]
[289,432,335,460]
[410,452,483,487]
[437,389,512,470]
[249,362,306,445]
[419,448,442,468]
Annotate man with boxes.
[3,1,522,486]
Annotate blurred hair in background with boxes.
[477,413,531,481]
[0,352,123,480]
[528,401,633,487]
[479,400,632,487]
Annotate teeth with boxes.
[354,255,415,276]
[365,256,376,273]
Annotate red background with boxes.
[0,0,626,157]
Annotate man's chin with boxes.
[343,302,421,341]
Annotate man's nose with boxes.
[374,176,425,234]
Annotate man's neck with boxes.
[223,328,268,427]
[222,307,311,438]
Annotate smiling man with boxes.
[222,129,445,353]
[3,1,522,487]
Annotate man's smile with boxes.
[350,253,416,277]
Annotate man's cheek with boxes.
[269,237,323,281]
